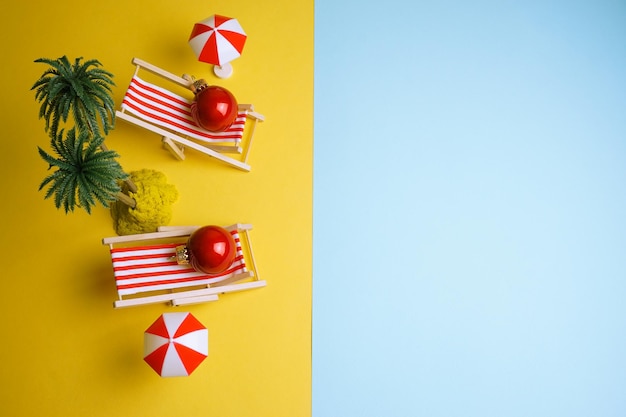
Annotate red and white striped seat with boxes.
[111,230,247,297]
[115,57,264,171]
[102,224,265,308]
[120,75,248,146]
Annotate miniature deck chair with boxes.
[102,224,266,308]
[116,58,264,171]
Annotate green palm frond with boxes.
[38,128,129,214]
[31,56,116,139]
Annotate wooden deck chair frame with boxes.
[116,58,264,171]
[102,223,266,308]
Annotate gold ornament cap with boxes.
[191,79,208,94]
[175,245,190,265]
[182,74,208,95]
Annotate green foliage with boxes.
[38,128,128,214]
[31,56,116,139]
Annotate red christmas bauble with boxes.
[187,225,236,274]
[191,84,238,132]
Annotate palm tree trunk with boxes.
[115,191,137,208]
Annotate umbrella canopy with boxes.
[144,312,208,377]
[189,15,247,78]
[189,15,247,65]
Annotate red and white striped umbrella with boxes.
[144,312,208,377]
[189,15,247,78]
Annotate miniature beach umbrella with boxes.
[144,312,208,377]
[189,14,247,78]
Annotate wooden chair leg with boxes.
[162,136,186,160]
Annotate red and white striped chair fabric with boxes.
[111,229,247,297]
[120,75,248,146]
[102,224,265,308]
[115,57,264,171]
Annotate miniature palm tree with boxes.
[38,128,135,214]
[32,56,115,139]
[32,55,178,234]
[32,55,137,210]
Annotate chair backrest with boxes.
[121,75,248,145]
[110,229,248,297]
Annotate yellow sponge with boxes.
[110,169,178,235]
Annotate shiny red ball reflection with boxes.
[187,225,236,274]
[191,86,238,132]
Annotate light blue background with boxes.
[313,1,626,416]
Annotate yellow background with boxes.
[0,0,312,416]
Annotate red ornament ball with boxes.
[187,225,237,274]
[191,84,238,132]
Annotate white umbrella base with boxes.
[214,63,233,78]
